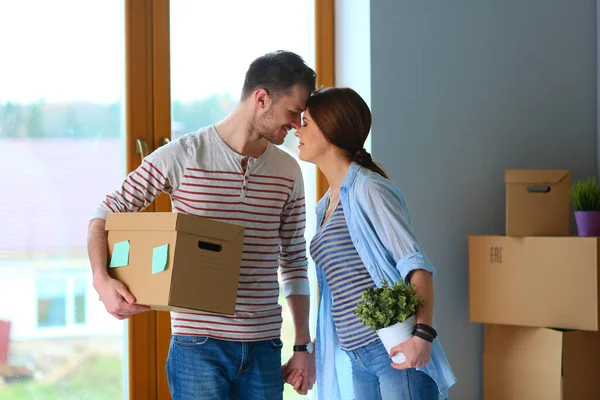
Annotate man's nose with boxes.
[290,115,301,130]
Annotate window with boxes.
[0,1,128,397]
[36,272,88,329]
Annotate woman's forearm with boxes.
[409,269,434,326]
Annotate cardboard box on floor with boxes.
[505,169,571,236]
[469,235,600,331]
[106,212,245,315]
[484,324,600,400]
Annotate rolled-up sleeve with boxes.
[361,178,435,282]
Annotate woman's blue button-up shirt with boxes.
[315,162,456,400]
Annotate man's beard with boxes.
[255,110,287,145]
[260,129,285,145]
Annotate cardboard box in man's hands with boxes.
[106,212,244,315]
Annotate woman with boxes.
[289,88,456,399]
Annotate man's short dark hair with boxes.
[241,50,317,100]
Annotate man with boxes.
[88,50,316,399]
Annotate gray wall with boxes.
[370,1,597,398]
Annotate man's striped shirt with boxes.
[92,125,309,341]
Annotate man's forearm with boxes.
[88,218,109,282]
[286,294,311,344]
[409,269,434,326]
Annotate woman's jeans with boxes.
[166,335,284,400]
[344,341,439,400]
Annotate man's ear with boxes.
[254,88,271,110]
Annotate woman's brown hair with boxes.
[306,87,388,178]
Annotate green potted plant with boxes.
[354,278,423,363]
[571,176,600,236]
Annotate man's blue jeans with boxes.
[344,341,440,400]
[166,335,284,400]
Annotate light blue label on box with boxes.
[152,244,169,274]
[109,240,130,268]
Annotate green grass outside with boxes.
[1,354,123,400]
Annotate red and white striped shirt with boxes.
[92,126,309,341]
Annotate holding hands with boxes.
[282,348,316,395]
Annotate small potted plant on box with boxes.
[571,176,600,237]
[354,278,422,363]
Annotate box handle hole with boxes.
[527,185,551,193]
[198,241,222,252]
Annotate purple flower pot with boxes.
[574,211,600,237]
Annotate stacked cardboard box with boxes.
[469,170,600,400]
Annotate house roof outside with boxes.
[0,139,124,259]
[0,137,315,260]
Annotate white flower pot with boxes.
[376,315,416,364]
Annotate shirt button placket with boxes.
[241,161,250,200]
